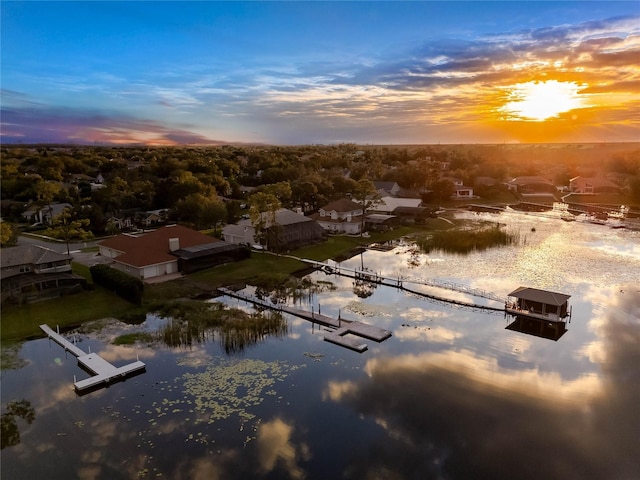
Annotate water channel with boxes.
[2,211,639,479]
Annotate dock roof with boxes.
[508,286,571,306]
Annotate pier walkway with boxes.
[300,259,506,314]
[40,324,146,392]
[218,288,392,352]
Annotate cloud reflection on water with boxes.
[325,288,640,480]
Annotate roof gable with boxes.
[320,198,362,213]
[508,286,571,306]
[1,245,71,269]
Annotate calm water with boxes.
[2,212,639,480]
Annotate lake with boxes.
[2,211,639,479]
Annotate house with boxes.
[369,196,422,215]
[368,197,427,223]
[569,176,621,194]
[373,181,402,197]
[98,224,248,281]
[474,177,498,187]
[223,209,326,251]
[1,244,86,304]
[106,215,134,231]
[136,209,170,227]
[222,209,325,251]
[364,214,399,232]
[443,177,474,199]
[311,198,364,235]
[506,177,557,195]
[21,202,72,225]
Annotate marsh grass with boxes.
[416,224,520,254]
[153,300,287,353]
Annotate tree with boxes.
[429,179,456,202]
[249,192,281,249]
[199,196,227,231]
[260,182,293,207]
[0,222,18,248]
[352,179,380,236]
[43,208,93,254]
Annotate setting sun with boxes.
[501,80,586,121]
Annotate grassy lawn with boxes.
[1,288,135,341]
[562,193,637,209]
[2,221,454,341]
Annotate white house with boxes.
[444,177,474,199]
[369,196,422,215]
[311,198,364,235]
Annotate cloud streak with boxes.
[2,6,638,144]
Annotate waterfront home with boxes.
[99,224,247,282]
[1,244,86,304]
[311,198,364,235]
[223,208,325,251]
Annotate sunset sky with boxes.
[2,1,639,145]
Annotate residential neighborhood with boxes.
[1,142,639,306]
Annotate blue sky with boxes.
[2,1,639,145]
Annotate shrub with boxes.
[89,264,144,304]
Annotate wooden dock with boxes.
[40,324,146,392]
[218,288,392,352]
[300,259,506,313]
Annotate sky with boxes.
[1,1,639,145]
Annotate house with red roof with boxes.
[98,224,248,281]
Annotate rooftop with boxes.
[508,286,571,306]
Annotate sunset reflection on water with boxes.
[2,212,638,479]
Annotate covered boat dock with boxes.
[506,287,571,322]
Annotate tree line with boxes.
[1,143,639,246]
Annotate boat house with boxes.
[506,287,571,322]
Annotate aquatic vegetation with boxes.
[218,311,288,355]
[304,352,326,361]
[112,332,155,346]
[344,301,393,318]
[181,359,298,424]
[132,357,305,448]
[0,342,28,371]
[154,300,288,352]
[255,276,337,306]
[416,223,520,254]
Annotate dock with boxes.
[218,288,392,352]
[300,259,506,313]
[40,324,146,392]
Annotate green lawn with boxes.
[562,193,637,209]
[1,222,450,341]
[1,288,135,341]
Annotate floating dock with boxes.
[218,288,392,352]
[40,324,146,392]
